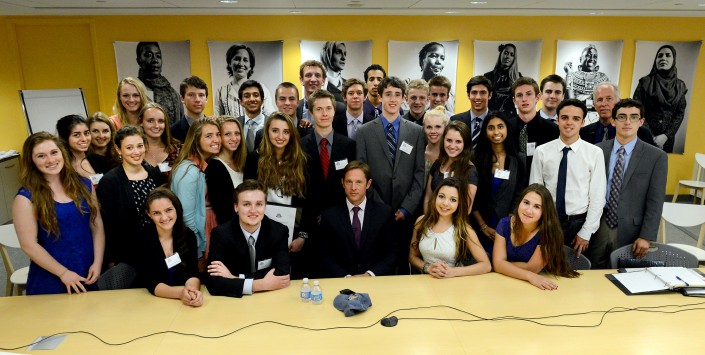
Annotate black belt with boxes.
[561,212,587,222]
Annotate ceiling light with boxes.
[290,10,303,14]
[446,11,458,14]
[220,1,238,3]
[588,12,604,15]
[470,1,487,4]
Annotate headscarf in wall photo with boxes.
[114,41,191,123]
[208,41,283,118]
[388,40,459,113]
[631,40,701,154]
[555,40,623,125]
[473,40,543,117]
[300,40,373,102]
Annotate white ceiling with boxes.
[2,0,705,17]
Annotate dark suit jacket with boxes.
[450,110,486,146]
[333,111,375,138]
[473,153,527,224]
[580,122,656,147]
[508,113,559,183]
[204,158,239,225]
[402,111,424,126]
[356,117,426,213]
[97,163,166,267]
[297,100,347,133]
[597,138,667,246]
[170,116,191,143]
[319,198,397,277]
[301,131,357,221]
[206,216,291,298]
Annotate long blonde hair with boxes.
[170,118,221,183]
[138,102,179,154]
[19,133,97,237]
[113,77,150,127]
[257,112,307,198]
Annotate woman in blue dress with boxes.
[13,132,105,295]
[492,184,578,290]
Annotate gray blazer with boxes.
[356,117,425,214]
[597,138,667,246]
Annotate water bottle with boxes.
[300,278,311,302]
[311,280,323,305]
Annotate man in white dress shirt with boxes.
[530,98,606,257]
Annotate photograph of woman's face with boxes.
[331,43,347,72]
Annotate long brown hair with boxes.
[19,132,98,237]
[138,102,179,154]
[413,177,473,263]
[87,111,120,168]
[257,112,307,198]
[145,187,191,273]
[171,118,220,183]
[512,184,579,278]
[217,115,247,172]
[435,120,474,190]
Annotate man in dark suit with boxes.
[538,74,565,124]
[450,75,493,149]
[206,180,291,298]
[580,83,656,147]
[320,161,397,277]
[507,77,560,182]
[170,76,208,142]
[340,78,374,140]
[591,99,667,268]
[356,76,425,273]
[296,60,347,128]
[235,80,267,153]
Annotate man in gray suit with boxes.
[591,99,667,268]
[356,76,425,274]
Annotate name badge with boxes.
[158,162,172,173]
[258,258,272,271]
[165,252,182,269]
[399,141,413,155]
[494,169,510,180]
[526,142,536,157]
[334,159,348,170]
[89,173,103,185]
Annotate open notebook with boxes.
[607,267,705,295]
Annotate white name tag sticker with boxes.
[526,142,536,157]
[89,173,103,185]
[494,169,510,180]
[334,159,348,170]
[158,162,171,172]
[165,252,182,269]
[399,141,413,155]
[258,258,272,271]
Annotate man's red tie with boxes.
[320,138,329,179]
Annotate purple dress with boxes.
[496,216,540,263]
[18,178,95,295]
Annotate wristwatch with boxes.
[298,231,309,240]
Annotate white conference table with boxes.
[0,270,703,354]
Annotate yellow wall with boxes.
[1,15,704,192]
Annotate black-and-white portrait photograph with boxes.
[300,40,372,101]
[114,41,191,123]
[474,40,542,116]
[208,41,283,117]
[388,40,459,113]
[631,41,701,154]
[556,40,623,125]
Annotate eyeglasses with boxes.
[614,114,642,122]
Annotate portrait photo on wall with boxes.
[300,40,372,102]
[114,41,191,123]
[473,40,543,117]
[388,40,459,113]
[631,40,701,154]
[555,40,624,125]
[208,41,283,117]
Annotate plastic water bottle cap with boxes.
[303,278,309,283]
[313,280,320,286]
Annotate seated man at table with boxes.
[319,161,397,277]
[206,180,291,297]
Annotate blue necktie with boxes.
[556,146,571,220]
[471,117,481,149]
[606,146,625,228]
[386,123,397,165]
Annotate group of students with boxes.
[11,58,666,305]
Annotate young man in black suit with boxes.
[319,161,397,277]
[170,76,208,142]
[340,78,374,140]
[206,180,291,298]
[450,75,493,149]
[300,89,356,277]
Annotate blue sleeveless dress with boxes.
[18,178,95,295]
[496,216,540,263]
